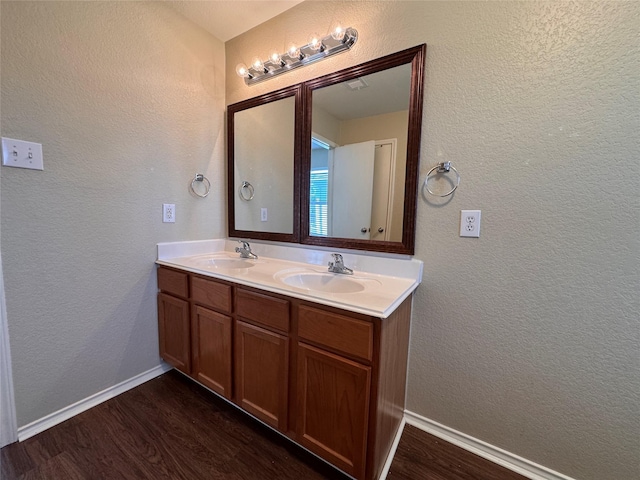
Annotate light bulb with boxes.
[308,33,323,51]
[251,57,264,71]
[330,23,345,41]
[235,63,249,78]
[287,43,300,59]
[269,52,282,65]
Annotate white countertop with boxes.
[156,239,423,318]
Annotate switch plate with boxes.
[261,208,268,222]
[2,137,44,170]
[460,210,481,237]
[163,204,175,223]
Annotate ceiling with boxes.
[165,0,304,42]
[313,63,412,120]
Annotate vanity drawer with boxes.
[298,306,373,362]
[191,276,232,313]
[236,288,290,333]
[157,267,189,299]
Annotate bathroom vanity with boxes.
[156,239,422,480]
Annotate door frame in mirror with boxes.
[300,44,426,255]
[227,84,303,243]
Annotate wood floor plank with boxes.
[387,424,527,480]
[18,451,86,480]
[1,440,33,479]
[1,371,528,480]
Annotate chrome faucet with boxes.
[327,253,353,275]
[235,241,258,259]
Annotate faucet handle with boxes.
[328,253,352,274]
[329,253,344,268]
[238,240,250,249]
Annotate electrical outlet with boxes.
[460,210,481,237]
[163,203,175,223]
[261,208,268,222]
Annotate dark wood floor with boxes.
[1,370,526,480]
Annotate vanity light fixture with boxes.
[235,27,358,86]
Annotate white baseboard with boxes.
[18,363,173,442]
[378,417,406,480]
[404,410,576,480]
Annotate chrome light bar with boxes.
[241,28,358,86]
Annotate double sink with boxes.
[156,242,421,318]
[184,253,378,294]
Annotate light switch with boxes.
[2,137,44,170]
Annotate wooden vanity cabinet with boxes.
[156,266,412,480]
[293,299,413,480]
[190,276,233,399]
[191,305,232,399]
[297,343,371,478]
[295,305,375,479]
[234,288,290,432]
[235,320,289,431]
[157,268,190,374]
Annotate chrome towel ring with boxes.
[424,161,460,197]
[190,173,211,198]
[239,181,255,201]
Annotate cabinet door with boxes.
[192,305,232,399]
[157,293,190,374]
[235,320,288,431]
[296,343,371,479]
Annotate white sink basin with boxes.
[276,270,379,294]
[187,255,256,270]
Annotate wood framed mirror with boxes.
[227,45,425,254]
[227,84,302,243]
[301,45,425,254]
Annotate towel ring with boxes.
[190,173,211,198]
[424,162,460,197]
[239,181,255,201]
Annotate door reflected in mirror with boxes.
[309,64,411,242]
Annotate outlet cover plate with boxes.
[460,210,481,237]
[163,204,175,223]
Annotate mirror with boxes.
[307,63,411,243]
[227,85,302,243]
[227,45,425,254]
[301,45,425,254]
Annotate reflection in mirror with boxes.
[227,45,425,254]
[302,45,425,254]
[228,85,301,243]
[310,64,411,242]
[234,96,295,233]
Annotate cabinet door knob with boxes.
[378,227,384,233]
[361,227,369,233]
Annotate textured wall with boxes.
[0,1,226,426]
[226,2,640,479]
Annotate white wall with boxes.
[0,1,226,427]
[226,2,640,479]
